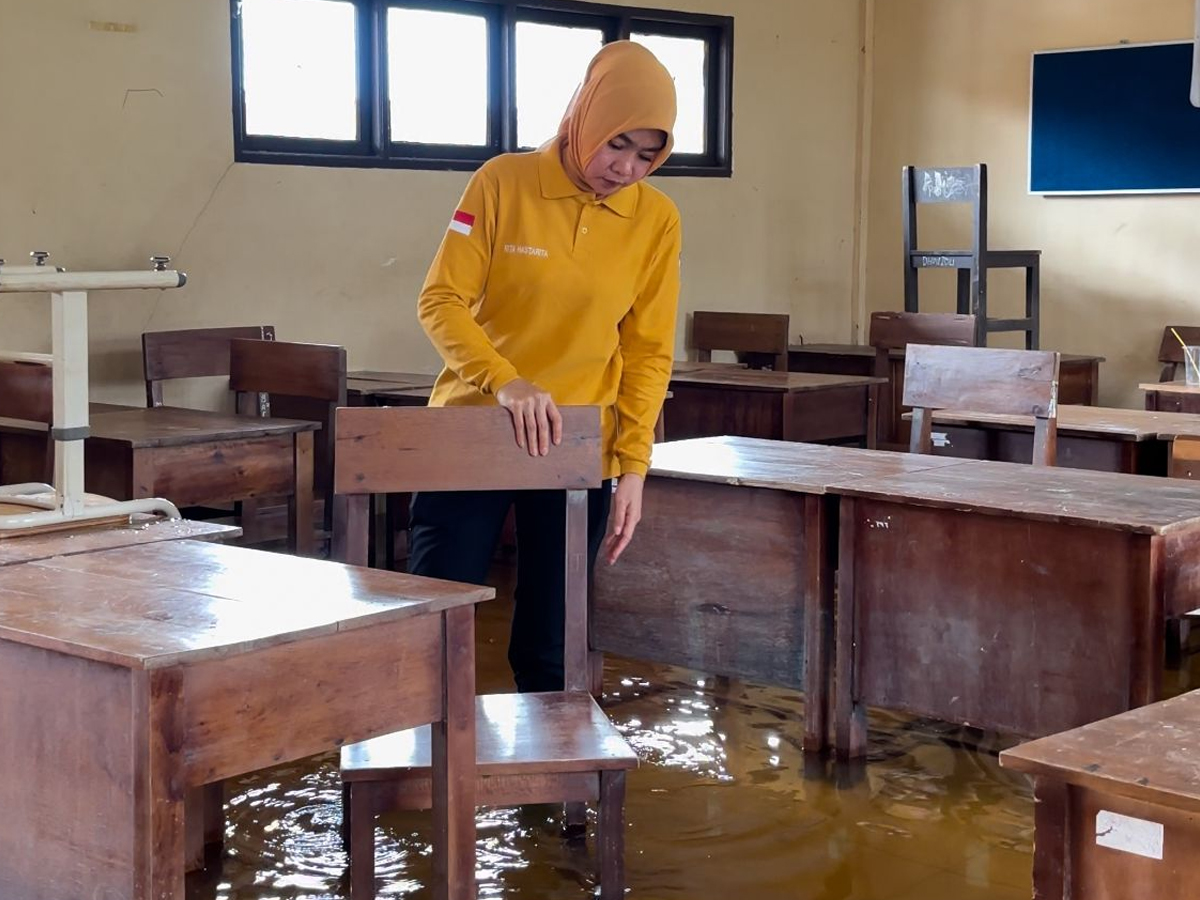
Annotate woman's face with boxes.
[582,129,668,197]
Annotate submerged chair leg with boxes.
[597,770,627,900]
[348,783,376,900]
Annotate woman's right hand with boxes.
[496,378,563,456]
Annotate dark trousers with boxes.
[408,483,613,693]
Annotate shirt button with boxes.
[581,227,589,235]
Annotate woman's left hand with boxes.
[604,473,645,565]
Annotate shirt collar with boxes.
[537,144,637,218]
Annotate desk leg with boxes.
[865,384,879,450]
[802,495,833,754]
[433,605,477,900]
[1031,778,1069,900]
[140,669,187,899]
[289,431,315,556]
[1129,538,1164,710]
[834,498,867,759]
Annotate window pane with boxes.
[388,9,488,146]
[516,22,603,149]
[241,0,357,140]
[633,33,707,155]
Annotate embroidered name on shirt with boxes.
[448,210,475,236]
[503,244,550,259]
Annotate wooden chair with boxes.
[141,324,275,407]
[904,344,1061,465]
[333,405,637,900]
[902,164,1041,349]
[868,311,976,449]
[692,310,789,371]
[228,338,347,544]
[0,360,53,485]
[1157,325,1200,382]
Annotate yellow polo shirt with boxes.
[418,144,681,478]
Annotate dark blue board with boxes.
[1030,42,1200,194]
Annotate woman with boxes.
[411,40,680,693]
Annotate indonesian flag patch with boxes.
[448,209,475,236]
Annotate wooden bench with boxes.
[691,310,789,371]
[905,344,1060,465]
[334,406,638,900]
[142,324,275,408]
[868,311,976,448]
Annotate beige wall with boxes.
[865,0,1200,406]
[0,0,865,406]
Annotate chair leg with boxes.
[597,771,627,900]
[348,783,376,900]
[1026,258,1040,350]
[564,801,588,841]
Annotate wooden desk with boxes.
[592,436,970,752]
[0,401,138,484]
[1000,690,1200,900]
[831,460,1200,758]
[787,344,1104,447]
[922,405,1200,474]
[83,407,319,555]
[0,517,238,566]
[348,370,438,386]
[0,539,488,900]
[667,366,885,447]
[1140,379,1200,413]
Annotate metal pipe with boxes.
[0,497,182,532]
[0,270,186,292]
[0,483,56,496]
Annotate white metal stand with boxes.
[0,255,189,533]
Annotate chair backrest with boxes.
[1158,326,1200,382]
[0,360,54,483]
[868,312,977,447]
[230,338,347,521]
[903,344,1060,466]
[142,324,276,407]
[333,405,602,691]
[902,164,987,258]
[692,311,789,371]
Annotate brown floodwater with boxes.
[185,566,1200,900]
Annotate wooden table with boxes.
[82,407,320,555]
[0,401,138,484]
[0,517,238,566]
[1000,689,1200,900]
[787,344,1104,447]
[666,365,885,447]
[0,539,488,900]
[592,436,970,752]
[1140,379,1200,413]
[922,405,1200,474]
[831,460,1200,757]
[348,370,438,386]
[347,371,437,405]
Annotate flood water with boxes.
[185,566,1200,900]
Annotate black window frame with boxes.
[229,0,734,176]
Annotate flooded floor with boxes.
[186,565,1200,900]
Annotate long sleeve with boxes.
[417,166,521,395]
[614,215,681,477]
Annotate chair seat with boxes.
[341,691,639,783]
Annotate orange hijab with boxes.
[557,41,678,192]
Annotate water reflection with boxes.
[188,589,1200,900]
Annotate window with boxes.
[230,0,734,176]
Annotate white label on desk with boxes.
[931,432,950,448]
[1095,810,1163,860]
